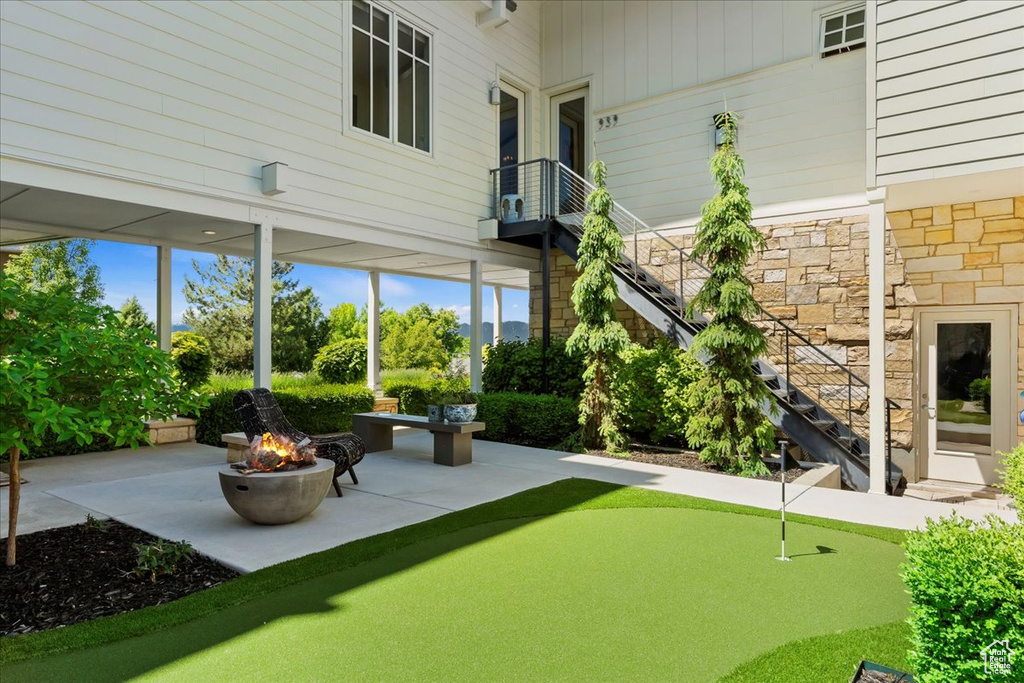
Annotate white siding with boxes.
[542,0,842,110]
[0,0,543,254]
[597,54,867,227]
[872,0,1024,185]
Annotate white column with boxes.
[253,223,273,389]
[470,261,483,392]
[492,285,503,346]
[156,245,172,352]
[367,271,381,395]
[867,187,888,494]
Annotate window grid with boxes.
[351,0,431,154]
[820,6,866,57]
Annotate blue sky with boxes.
[90,241,528,326]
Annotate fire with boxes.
[247,432,316,472]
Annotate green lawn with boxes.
[936,398,991,425]
[0,480,912,682]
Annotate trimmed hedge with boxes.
[482,338,584,399]
[171,331,213,390]
[382,375,469,416]
[474,392,578,448]
[902,513,1024,683]
[195,384,375,446]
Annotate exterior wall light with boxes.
[490,82,502,106]
[261,162,290,196]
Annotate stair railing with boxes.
[490,160,900,487]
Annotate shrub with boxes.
[313,340,367,385]
[902,513,1024,683]
[382,372,468,416]
[968,377,992,414]
[482,338,584,399]
[171,331,213,390]
[998,443,1024,510]
[134,540,195,583]
[474,393,578,448]
[195,384,375,445]
[615,342,705,443]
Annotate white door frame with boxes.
[497,80,527,168]
[548,86,590,175]
[916,304,1017,484]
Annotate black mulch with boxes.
[588,447,807,483]
[1,520,238,637]
[854,671,910,683]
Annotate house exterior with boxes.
[1,0,1021,492]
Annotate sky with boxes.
[89,241,529,326]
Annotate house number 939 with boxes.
[597,115,619,130]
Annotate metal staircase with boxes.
[490,159,905,494]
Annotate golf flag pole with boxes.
[777,439,791,562]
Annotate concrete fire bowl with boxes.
[219,459,334,525]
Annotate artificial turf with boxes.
[1,479,912,681]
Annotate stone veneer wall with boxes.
[529,195,1024,459]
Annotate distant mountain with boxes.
[458,321,529,345]
[171,323,192,332]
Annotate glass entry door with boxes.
[550,89,588,215]
[498,83,525,199]
[920,308,1013,485]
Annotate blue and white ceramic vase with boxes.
[443,403,477,424]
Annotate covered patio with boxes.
[3,432,1015,574]
[0,178,535,391]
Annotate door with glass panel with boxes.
[920,308,1013,485]
[498,83,525,214]
[549,89,588,215]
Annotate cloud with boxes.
[380,274,415,298]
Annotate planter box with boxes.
[373,397,399,414]
[850,660,915,682]
[145,418,196,445]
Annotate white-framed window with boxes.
[820,5,866,58]
[350,0,432,153]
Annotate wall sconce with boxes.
[490,82,502,106]
[712,112,734,149]
[261,162,290,195]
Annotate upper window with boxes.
[351,0,431,153]
[820,5,866,58]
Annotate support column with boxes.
[156,245,172,353]
[470,261,483,392]
[492,285,503,346]
[367,271,381,395]
[253,223,273,389]
[541,227,551,393]
[867,187,888,494]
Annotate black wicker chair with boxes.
[232,388,366,497]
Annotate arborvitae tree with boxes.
[118,296,155,335]
[684,112,776,475]
[567,159,630,451]
[4,239,104,304]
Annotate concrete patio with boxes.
[3,433,1017,573]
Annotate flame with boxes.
[248,433,315,472]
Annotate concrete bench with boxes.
[351,413,485,466]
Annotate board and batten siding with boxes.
[872,0,1024,186]
[0,0,542,254]
[544,0,867,225]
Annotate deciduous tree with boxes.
[4,239,104,304]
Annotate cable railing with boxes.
[488,159,899,489]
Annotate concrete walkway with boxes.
[2,433,1016,573]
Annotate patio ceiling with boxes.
[0,181,529,288]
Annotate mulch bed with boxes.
[1,520,238,637]
[588,446,807,484]
[854,671,910,682]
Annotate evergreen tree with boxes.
[118,296,155,335]
[4,239,104,304]
[182,256,324,373]
[566,159,630,451]
[683,112,776,475]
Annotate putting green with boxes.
[4,502,909,682]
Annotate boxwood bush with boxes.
[902,513,1024,683]
[482,338,584,399]
[474,393,578,448]
[195,384,375,446]
[313,340,367,385]
[999,443,1024,510]
[382,374,469,416]
[614,341,705,444]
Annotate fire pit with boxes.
[218,433,334,525]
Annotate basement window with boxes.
[820,5,866,58]
[351,0,432,153]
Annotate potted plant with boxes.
[441,391,477,424]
